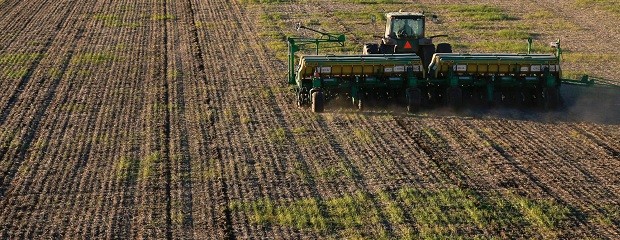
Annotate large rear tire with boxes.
[380,44,395,54]
[406,88,422,113]
[311,91,324,113]
[436,43,452,53]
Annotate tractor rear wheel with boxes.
[446,87,463,109]
[311,91,324,113]
[406,88,422,113]
[436,43,452,53]
[380,44,395,54]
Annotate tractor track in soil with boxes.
[463,121,600,236]
[1,0,106,237]
[162,0,173,238]
[0,0,84,197]
[1,0,619,238]
[0,0,75,154]
[0,0,52,53]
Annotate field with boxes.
[0,0,619,239]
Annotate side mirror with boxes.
[431,14,440,24]
[371,15,376,25]
[295,22,302,31]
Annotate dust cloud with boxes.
[320,85,620,125]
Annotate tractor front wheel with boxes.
[311,91,325,113]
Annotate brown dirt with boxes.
[0,0,618,238]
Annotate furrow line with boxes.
[165,0,196,238]
[0,0,52,52]
[470,120,602,237]
[0,0,73,125]
[0,0,84,198]
[162,0,173,238]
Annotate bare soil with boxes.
[0,0,618,239]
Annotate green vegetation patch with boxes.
[292,126,308,135]
[116,156,139,181]
[397,188,571,238]
[317,162,355,181]
[232,186,575,238]
[194,21,217,29]
[260,12,286,23]
[333,10,389,23]
[2,68,28,78]
[230,191,379,234]
[93,14,141,28]
[562,53,620,63]
[576,0,620,15]
[258,11,290,60]
[335,0,398,4]
[495,29,531,40]
[0,53,43,65]
[151,14,176,21]
[239,0,292,4]
[444,5,516,21]
[202,158,220,180]
[60,103,88,113]
[268,127,287,143]
[563,70,590,80]
[327,192,381,231]
[465,40,548,53]
[93,14,117,21]
[511,196,571,233]
[230,197,325,230]
[524,10,554,20]
[594,204,620,228]
[139,152,161,181]
[455,22,483,30]
[353,129,373,143]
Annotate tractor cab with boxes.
[388,16,424,38]
[364,12,452,70]
[383,13,426,54]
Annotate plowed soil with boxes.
[0,0,618,239]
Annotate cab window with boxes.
[391,18,423,37]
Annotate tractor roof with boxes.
[386,12,425,18]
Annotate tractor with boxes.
[287,11,613,113]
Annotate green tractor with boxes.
[363,12,452,68]
[287,11,606,113]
